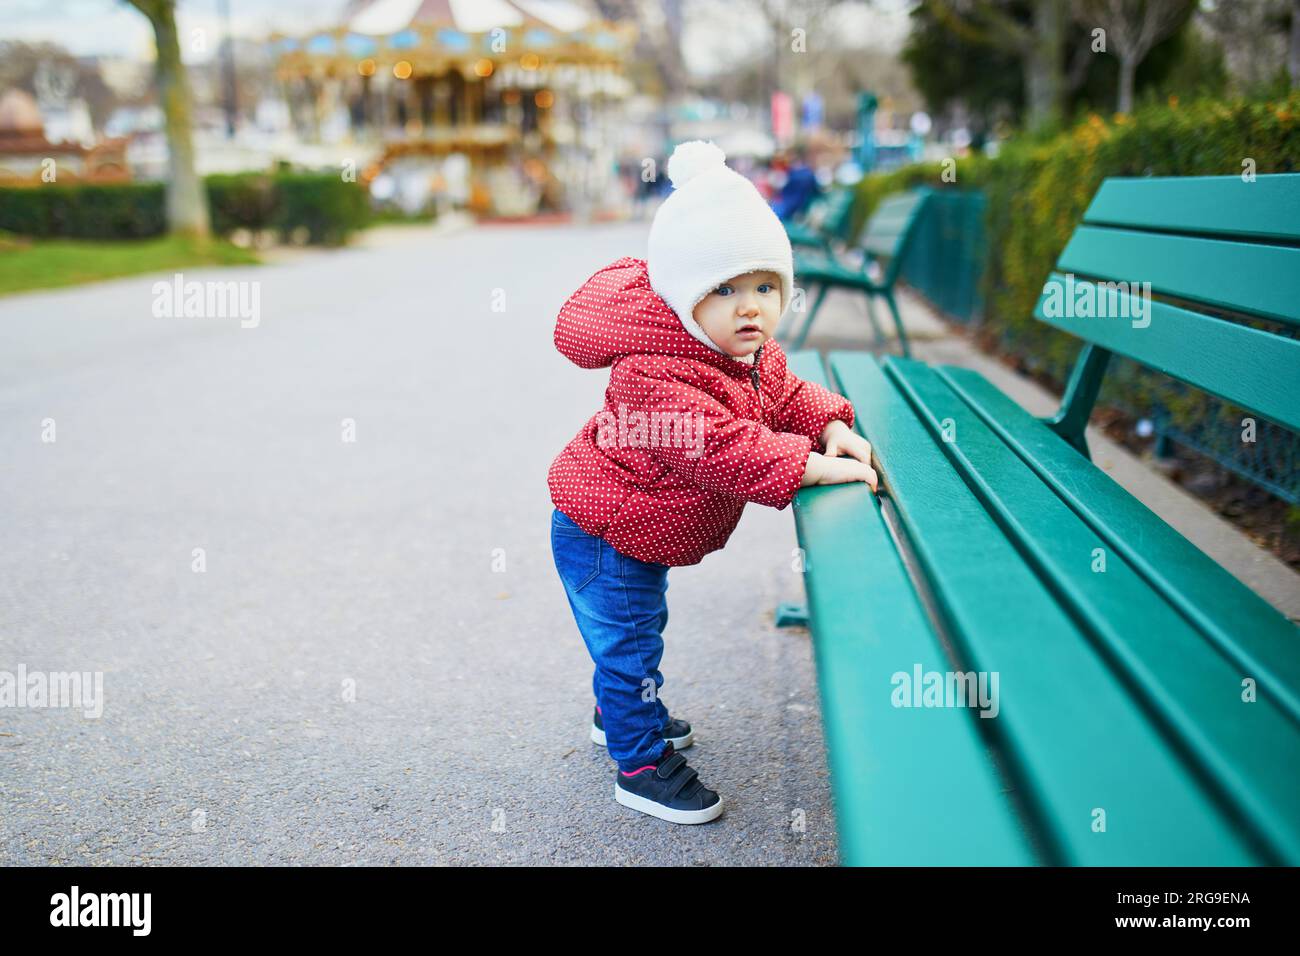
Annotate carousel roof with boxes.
[274,0,632,67]
[345,0,596,35]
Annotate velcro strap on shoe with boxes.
[655,752,687,780]
[666,766,699,801]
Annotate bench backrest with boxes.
[1034,174,1300,432]
[859,188,932,286]
[806,186,856,241]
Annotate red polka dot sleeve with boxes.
[769,365,856,451]
[610,354,814,510]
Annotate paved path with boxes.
[0,223,838,865]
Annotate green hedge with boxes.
[976,95,1300,383]
[207,172,371,245]
[0,182,166,239]
[267,172,371,245]
[205,172,279,237]
[0,172,371,245]
[854,94,1300,384]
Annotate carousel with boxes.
[271,0,637,218]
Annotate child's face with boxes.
[691,271,782,359]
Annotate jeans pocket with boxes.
[552,522,602,593]
[551,509,588,536]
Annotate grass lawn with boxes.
[0,234,260,297]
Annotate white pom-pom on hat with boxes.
[666,140,727,189]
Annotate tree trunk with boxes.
[1117,56,1136,113]
[1291,0,1300,89]
[131,0,210,239]
[1024,0,1067,131]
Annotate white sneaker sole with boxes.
[614,782,724,824]
[591,724,694,750]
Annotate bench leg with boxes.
[863,292,886,348]
[775,602,809,628]
[1044,344,1112,459]
[790,283,829,351]
[1154,430,1175,460]
[883,289,910,358]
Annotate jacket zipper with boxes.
[749,343,764,415]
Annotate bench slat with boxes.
[794,258,871,287]
[1057,226,1300,325]
[860,236,907,258]
[786,350,832,385]
[860,193,929,244]
[786,188,857,247]
[886,356,1300,864]
[872,194,927,218]
[863,211,916,235]
[830,350,1263,864]
[1034,272,1300,430]
[1083,174,1300,243]
[937,363,1300,727]
[861,225,910,245]
[787,350,1034,865]
[794,486,1036,865]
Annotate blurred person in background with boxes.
[769,142,821,221]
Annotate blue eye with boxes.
[758,283,774,293]
[715,284,734,296]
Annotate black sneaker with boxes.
[614,742,723,824]
[591,704,693,750]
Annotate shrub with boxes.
[205,173,279,237]
[0,172,371,245]
[852,93,1300,500]
[270,172,370,246]
[0,182,166,239]
[855,94,1300,384]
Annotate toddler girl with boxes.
[548,141,877,824]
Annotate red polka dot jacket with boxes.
[548,256,855,567]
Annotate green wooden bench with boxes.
[784,188,932,355]
[782,173,1300,866]
[783,186,856,251]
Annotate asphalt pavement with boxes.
[0,222,839,865]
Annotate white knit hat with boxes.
[647,141,794,354]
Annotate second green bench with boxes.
[784,188,932,355]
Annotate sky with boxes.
[0,0,912,64]
[2,0,346,60]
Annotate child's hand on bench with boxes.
[801,452,879,492]
[801,419,879,492]
[820,419,870,464]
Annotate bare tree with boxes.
[1291,0,1300,88]
[591,0,690,97]
[1077,0,1195,113]
[1198,0,1291,93]
[124,0,210,239]
[751,0,839,103]
[929,0,1071,130]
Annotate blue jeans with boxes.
[550,508,672,772]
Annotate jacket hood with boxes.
[555,256,761,373]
